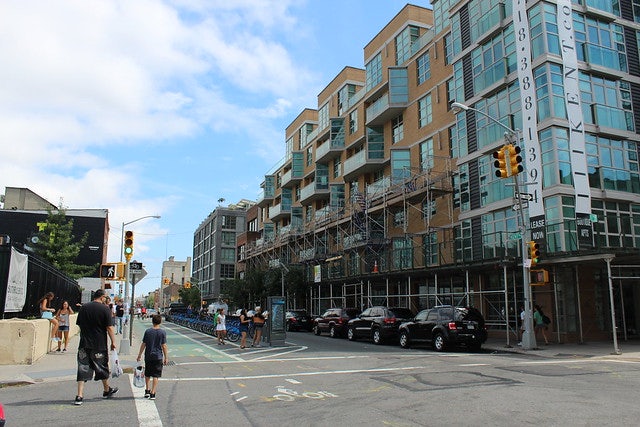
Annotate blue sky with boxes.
[0,0,424,296]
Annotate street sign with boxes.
[512,201,529,211]
[131,267,147,282]
[515,192,534,201]
[509,232,522,240]
[129,261,143,272]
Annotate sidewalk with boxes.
[1,330,639,387]
[0,325,144,387]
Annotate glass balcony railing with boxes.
[592,103,634,132]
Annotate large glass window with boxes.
[417,51,431,85]
[479,155,514,206]
[453,164,469,211]
[420,138,433,171]
[366,126,385,160]
[418,93,432,128]
[221,231,236,246]
[423,232,438,266]
[469,0,511,44]
[448,62,465,106]
[392,237,413,269]
[349,110,358,135]
[318,103,329,131]
[586,134,640,193]
[574,14,626,72]
[392,115,404,144]
[396,25,419,65]
[221,248,235,262]
[391,150,411,185]
[540,127,572,188]
[481,210,520,259]
[533,63,566,122]
[338,84,356,116]
[365,53,382,92]
[471,26,515,93]
[579,72,634,132]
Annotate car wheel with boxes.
[347,327,356,341]
[329,325,337,338]
[372,329,383,345]
[399,331,410,348]
[433,333,446,352]
[313,325,321,335]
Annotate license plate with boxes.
[468,325,474,329]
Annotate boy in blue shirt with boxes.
[136,314,169,399]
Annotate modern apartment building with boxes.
[193,200,254,302]
[244,1,640,344]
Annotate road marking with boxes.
[164,325,243,362]
[249,346,308,360]
[173,354,369,366]
[230,391,240,396]
[516,359,640,365]
[285,378,301,384]
[459,363,489,367]
[236,396,248,402]
[164,365,424,382]
[129,373,162,427]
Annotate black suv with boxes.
[398,306,487,351]
[347,306,414,344]
[286,310,313,332]
[313,307,361,338]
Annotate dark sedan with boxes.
[286,310,313,332]
[313,307,361,338]
[347,306,414,344]
[398,306,487,352]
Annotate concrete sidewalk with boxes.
[1,328,639,387]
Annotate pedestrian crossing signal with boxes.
[100,263,124,279]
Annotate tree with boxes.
[33,206,98,279]
[178,286,202,310]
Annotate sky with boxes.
[0,0,424,297]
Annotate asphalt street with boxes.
[1,319,639,426]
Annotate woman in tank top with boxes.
[55,301,74,352]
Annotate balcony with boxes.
[281,168,303,188]
[268,202,291,221]
[343,150,387,181]
[300,181,330,203]
[316,138,345,163]
[256,189,274,207]
[366,93,407,126]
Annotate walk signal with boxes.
[493,146,509,178]
[124,230,134,261]
[530,269,549,286]
[507,145,523,176]
[100,263,124,279]
[528,241,541,265]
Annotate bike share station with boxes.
[265,296,286,346]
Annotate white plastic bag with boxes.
[110,349,123,378]
[133,365,145,388]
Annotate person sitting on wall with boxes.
[39,292,59,342]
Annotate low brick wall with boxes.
[0,314,79,365]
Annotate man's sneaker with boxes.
[144,390,150,398]
[74,396,83,405]
[56,348,61,352]
[103,387,119,398]
[149,393,156,400]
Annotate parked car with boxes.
[286,310,313,332]
[398,305,487,352]
[313,307,361,338]
[347,306,415,344]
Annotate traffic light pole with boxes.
[120,260,131,355]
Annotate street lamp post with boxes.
[451,102,537,350]
[119,215,160,354]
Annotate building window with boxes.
[306,146,313,167]
[365,53,382,92]
[417,51,430,85]
[333,157,341,179]
[418,93,432,128]
[420,138,433,171]
[349,110,358,134]
[392,115,404,144]
[220,264,235,279]
[396,25,420,65]
[221,248,235,262]
[222,215,237,229]
[391,150,411,185]
[392,237,413,269]
[221,231,235,246]
[318,103,329,131]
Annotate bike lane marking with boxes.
[128,373,162,427]
[162,323,243,362]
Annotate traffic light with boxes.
[530,269,549,286]
[528,241,541,266]
[507,144,523,176]
[124,230,134,261]
[493,145,509,178]
[184,282,191,289]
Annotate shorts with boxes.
[77,348,110,382]
[59,325,69,332]
[144,359,164,378]
[253,323,264,329]
[41,312,53,320]
[240,324,249,333]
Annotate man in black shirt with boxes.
[74,289,118,405]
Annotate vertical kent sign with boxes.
[557,0,593,248]
[513,0,546,244]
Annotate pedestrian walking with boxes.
[251,306,266,347]
[115,300,125,335]
[239,308,250,349]
[136,314,169,400]
[215,308,226,345]
[518,305,525,346]
[55,301,74,352]
[534,304,550,345]
[39,292,59,342]
[74,289,119,406]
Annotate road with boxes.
[1,321,639,426]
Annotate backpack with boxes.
[213,312,219,327]
[542,314,551,325]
